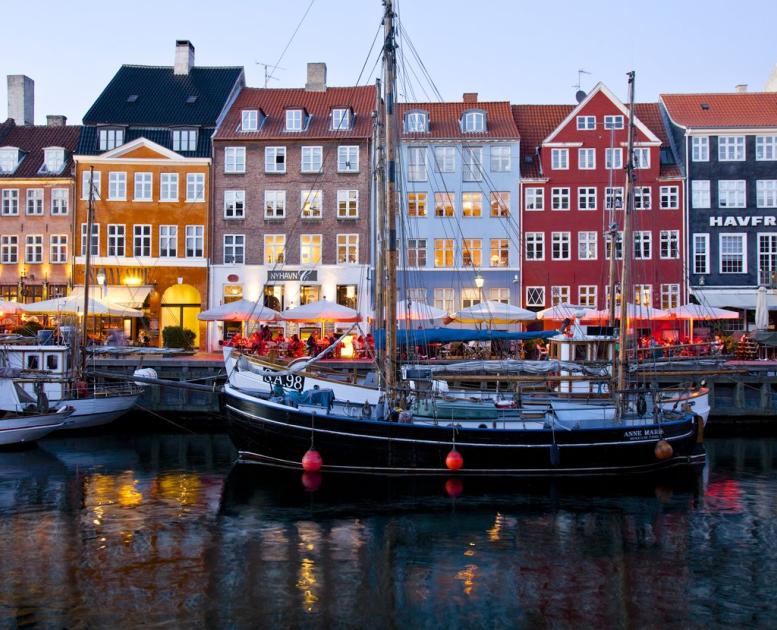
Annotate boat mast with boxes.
[382,0,399,393]
[373,77,386,375]
[616,71,637,395]
[80,165,96,378]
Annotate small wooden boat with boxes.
[0,406,74,447]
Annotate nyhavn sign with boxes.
[267,270,318,282]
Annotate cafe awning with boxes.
[692,288,777,310]
[70,285,153,309]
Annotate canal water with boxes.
[1,426,775,628]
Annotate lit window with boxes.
[408,192,427,217]
[337,190,358,218]
[434,192,455,217]
[490,239,508,267]
[490,192,509,217]
[434,239,454,268]
[264,235,285,264]
[337,234,359,264]
[578,231,597,260]
[462,192,482,218]
[301,190,322,219]
[300,234,322,264]
[462,239,482,267]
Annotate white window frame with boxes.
[407,238,427,267]
[159,225,178,258]
[660,284,681,310]
[634,186,652,210]
[407,192,427,217]
[301,146,323,173]
[301,190,323,219]
[578,231,597,260]
[98,128,124,151]
[634,284,653,307]
[134,172,153,201]
[577,116,595,130]
[718,180,746,208]
[107,172,127,201]
[25,234,43,264]
[433,146,456,173]
[462,192,483,218]
[433,288,455,313]
[551,232,571,261]
[462,238,482,267]
[186,173,205,202]
[692,180,711,209]
[660,185,679,209]
[185,225,204,258]
[224,147,246,173]
[336,234,359,264]
[264,190,286,219]
[407,147,427,181]
[660,230,680,259]
[525,286,545,307]
[578,148,595,170]
[693,233,710,275]
[719,233,747,274]
[490,145,511,172]
[159,173,179,202]
[300,234,322,265]
[603,115,624,130]
[241,110,259,131]
[264,234,286,264]
[692,136,709,162]
[223,234,245,264]
[265,146,286,173]
[337,190,359,219]
[81,170,101,200]
[25,188,44,215]
[718,136,745,161]
[490,191,510,217]
[578,186,596,211]
[462,111,485,133]
[285,109,303,132]
[224,190,245,219]
[405,111,428,133]
[133,224,151,257]
[490,239,509,267]
[525,232,545,261]
[49,234,68,264]
[172,128,198,152]
[107,224,126,257]
[462,146,483,181]
[633,231,652,260]
[605,148,623,170]
[337,145,359,172]
[80,223,99,256]
[551,148,569,170]
[0,235,18,263]
[551,286,570,306]
[51,188,69,215]
[756,180,777,208]
[757,233,777,285]
[578,285,597,308]
[605,186,624,210]
[43,148,65,173]
[433,239,455,268]
[633,147,650,169]
[551,187,570,211]
[756,136,777,161]
[525,187,544,211]
[332,108,351,131]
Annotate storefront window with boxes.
[223,285,243,304]
[300,285,320,305]
[336,284,358,310]
[264,285,284,311]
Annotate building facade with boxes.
[661,91,777,323]
[209,64,375,349]
[514,84,685,318]
[74,41,243,347]
[396,95,521,314]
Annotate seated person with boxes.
[306,331,319,356]
[288,334,305,358]
[535,340,548,359]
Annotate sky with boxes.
[1,0,776,125]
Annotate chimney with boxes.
[305,63,327,92]
[7,75,34,125]
[766,64,777,92]
[174,40,195,75]
[463,92,478,103]
[46,115,67,127]
[735,84,748,93]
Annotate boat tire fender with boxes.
[636,394,647,417]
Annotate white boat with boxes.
[0,404,74,446]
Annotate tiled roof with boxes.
[82,65,244,126]
[633,103,682,178]
[397,101,520,140]
[77,126,215,157]
[660,92,777,128]
[511,105,571,178]
[0,121,81,178]
[214,86,377,141]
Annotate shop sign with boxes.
[709,216,777,227]
[267,270,318,282]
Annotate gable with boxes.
[98,137,184,160]
[120,145,175,160]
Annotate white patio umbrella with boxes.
[586,303,670,322]
[397,300,448,321]
[198,299,280,322]
[537,302,594,321]
[453,300,536,324]
[281,299,361,323]
[21,295,142,318]
[0,299,25,316]
[755,286,770,330]
[666,303,740,340]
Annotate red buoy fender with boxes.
[446,448,464,471]
[302,449,323,472]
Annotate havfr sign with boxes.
[709,216,777,227]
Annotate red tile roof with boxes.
[397,101,520,140]
[510,105,571,178]
[214,86,377,141]
[660,92,777,128]
[633,103,682,178]
[0,121,81,178]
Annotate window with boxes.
[26,189,43,215]
[634,231,652,259]
[462,147,483,181]
[660,186,679,209]
[634,284,652,307]
[578,231,597,260]
[0,236,18,263]
[577,116,595,130]
[525,287,545,307]
[462,111,485,132]
[241,110,258,131]
[185,225,204,257]
[491,145,511,172]
[301,190,322,219]
[434,288,455,313]
[631,148,649,169]
[81,170,101,200]
[224,190,245,219]
[301,146,323,173]
[43,148,65,173]
[159,225,177,257]
[160,173,179,201]
[133,225,151,257]
[0,148,18,173]
[490,239,509,267]
[408,147,427,181]
[300,235,322,264]
[225,147,246,173]
[551,232,571,260]
[107,224,125,256]
[603,115,624,130]
[551,148,569,170]
[578,187,596,211]
[488,288,510,304]
[265,147,286,173]
[605,186,624,210]
[186,173,205,201]
[433,146,455,172]
[578,148,595,170]
[634,186,652,209]
[405,112,427,133]
[25,235,43,264]
[525,232,544,261]
[758,234,777,285]
[98,128,124,151]
[337,190,359,219]
[172,128,198,151]
[660,230,680,259]
[51,188,68,215]
[490,192,510,217]
[407,239,427,267]
[264,235,285,264]
[719,180,746,208]
[337,145,359,172]
[107,172,127,200]
[461,288,481,309]
[462,192,482,218]
[757,180,777,208]
[720,234,746,273]
[337,234,359,264]
[80,223,99,256]
[285,109,303,131]
[660,284,680,310]
[756,136,777,161]
[605,231,623,260]
[223,234,245,264]
[718,136,745,161]
[551,286,570,306]
[408,192,427,217]
[692,136,709,162]
[434,192,455,217]
[692,180,711,209]
[462,239,482,266]
[332,108,351,131]
[551,187,570,211]
[605,148,622,169]
[525,188,544,211]
[434,239,454,268]
[50,235,68,264]
[578,285,597,308]
[134,172,152,201]
[264,190,286,219]
[693,234,709,275]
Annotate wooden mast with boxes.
[80,165,95,377]
[373,77,386,383]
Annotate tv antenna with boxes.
[573,69,591,103]
[256,61,286,88]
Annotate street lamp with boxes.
[96,268,106,299]
[474,273,484,304]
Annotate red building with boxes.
[513,83,685,321]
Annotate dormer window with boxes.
[462,111,485,133]
[41,147,65,174]
[172,129,198,152]
[0,148,20,174]
[98,128,124,151]
[405,111,428,133]
[603,115,624,130]
[242,110,259,131]
[285,109,304,132]
[332,108,352,131]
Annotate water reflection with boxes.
[0,434,776,627]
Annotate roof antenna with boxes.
[573,68,591,103]
[255,61,286,88]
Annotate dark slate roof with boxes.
[0,120,81,178]
[82,65,244,126]
[77,126,215,157]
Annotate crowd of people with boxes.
[225,326,375,360]
[635,334,726,359]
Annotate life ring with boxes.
[636,394,647,417]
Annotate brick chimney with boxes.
[7,75,34,125]
[735,84,748,93]
[463,92,478,103]
[46,115,67,127]
[766,64,777,92]
[305,63,327,92]
[174,40,195,75]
